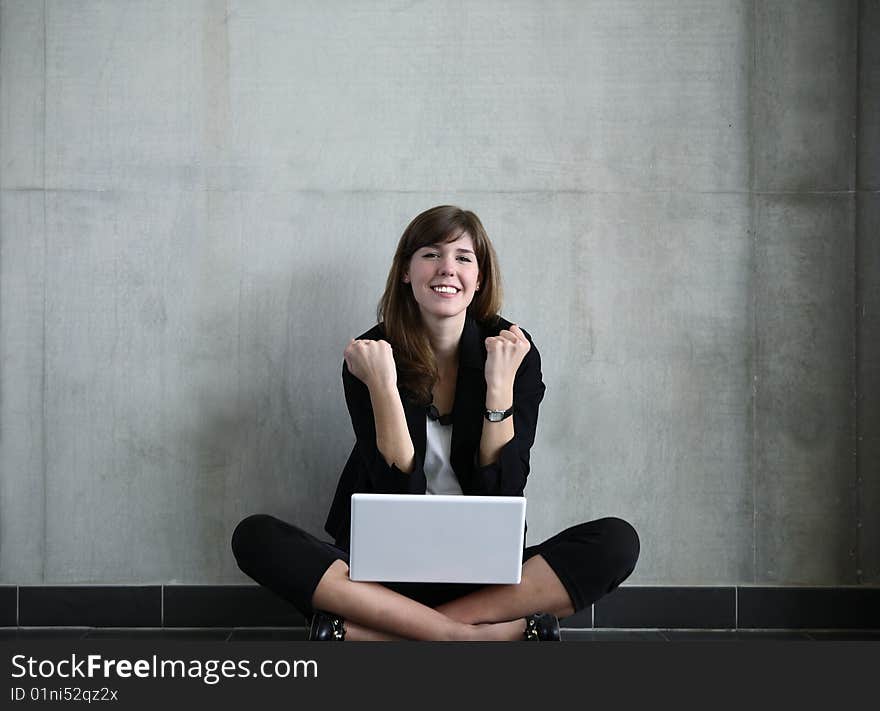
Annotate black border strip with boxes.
[2,585,879,629]
[17,586,160,627]
[738,586,880,629]
[0,587,16,626]
[163,585,305,627]
[594,587,736,629]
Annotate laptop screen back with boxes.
[349,493,526,584]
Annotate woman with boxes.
[232,205,640,641]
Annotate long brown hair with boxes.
[377,205,502,405]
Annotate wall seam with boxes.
[748,0,759,586]
[40,0,48,586]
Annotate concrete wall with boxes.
[858,0,880,585]
[0,0,875,585]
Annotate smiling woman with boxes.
[231,205,641,642]
[378,206,503,406]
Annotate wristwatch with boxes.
[484,406,514,423]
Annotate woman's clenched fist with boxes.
[484,324,530,391]
[344,338,398,390]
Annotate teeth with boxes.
[432,286,458,294]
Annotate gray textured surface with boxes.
[858,3,880,585]
[753,1,858,191]
[753,194,856,583]
[859,0,880,191]
[0,1,875,585]
[858,194,878,584]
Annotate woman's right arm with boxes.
[367,380,415,473]
[342,339,423,493]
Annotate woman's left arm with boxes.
[475,324,546,496]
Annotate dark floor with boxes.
[2,627,879,641]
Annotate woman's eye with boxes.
[420,252,471,262]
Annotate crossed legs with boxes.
[311,554,574,641]
[232,514,639,641]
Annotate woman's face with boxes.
[403,233,480,321]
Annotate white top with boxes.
[424,415,463,495]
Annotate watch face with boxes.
[487,411,503,422]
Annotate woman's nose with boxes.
[438,258,456,275]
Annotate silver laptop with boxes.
[348,493,526,584]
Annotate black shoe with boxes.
[524,612,561,641]
[308,610,345,641]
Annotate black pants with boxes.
[232,513,640,619]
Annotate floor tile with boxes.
[804,630,880,640]
[82,627,230,640]
[82,628,171,639]
[7,626,878,642]
[562,629,668,641]
[158,628,233,640]
[733,630,813,640]
[1,627,90,639]
[559,607,592,628]
[228,628,309,641]
[663,629,812,640]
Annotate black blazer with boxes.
[324,314,546,550]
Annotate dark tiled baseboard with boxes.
[1,585,878,629]
[0,587,15,626]
[738,587,880,629]
[594,587,736,629]
[18,586,161,627]
[163,586,305,628]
